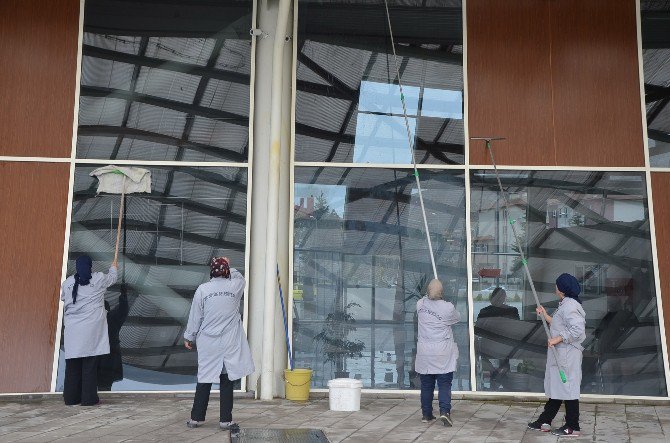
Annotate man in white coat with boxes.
[61,255,117,406]
[415,279,461,427]
[528,273,586,437]
[184,257,255,430]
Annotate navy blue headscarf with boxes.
[556,273,582,304]
[73,255,93,304]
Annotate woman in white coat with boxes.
[415,279,460,427]
[528,273,586,437]
[184,257,255,430]
[61,255,118,406]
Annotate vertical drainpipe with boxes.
[261,0,292,401]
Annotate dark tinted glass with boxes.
[293,167,469,389]
[641,1,670,167]
[471,170,666,396]
[56,165,247,391]
[295,0,464,164]
[77,0,253,162]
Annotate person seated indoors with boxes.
[476,287,520,387]
[478,287,519,320]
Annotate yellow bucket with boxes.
[284,369,312,401]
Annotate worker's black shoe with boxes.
[551,425,581,437]
[440,412,453,427]
[527,420,551,432]
[421,415,436,423]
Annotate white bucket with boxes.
[327,378,363,412]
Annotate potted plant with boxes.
[314,302,365,379]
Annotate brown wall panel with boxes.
[652,173,670,362]
[0,0,79,158]
[0,162,70,393]
[550,0,645,167]
[467,0,555,166]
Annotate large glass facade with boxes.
[641,1,670,167]
[48,0,670,397]
[471,171,666,396]
[293,168,469,389]
[56,0,253,391]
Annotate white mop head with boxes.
[90,165,152,194]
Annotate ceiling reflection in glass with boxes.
[77,0,253,162]
[295,0,464,165]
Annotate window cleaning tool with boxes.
[382,0,438,280]
[471,137,567,384]
[90,166,152,283]
[277,264,294,370]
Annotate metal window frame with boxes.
[284,0,670,399]
[46,0,259,394]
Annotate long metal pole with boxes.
[277,264,294,370]
[261,0,292,400]
[477,138,566,383]
[383,0,437,280]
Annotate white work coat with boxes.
[544,297,586,400]
[415,297,461,374]
[184,269,255,383]
[60,266,117,359]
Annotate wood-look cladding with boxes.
[0,162,70,393]
[467,0,645,167]
[652,173,670,364]
[467,0,554,166]
[0,0,79,158]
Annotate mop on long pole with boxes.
[277,264,294,370]
[91,165,152,266]
[472,137,567,384]
[383,0,438,280]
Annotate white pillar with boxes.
[260,0,292,401]
[274,0,295,398]
[247,0,275,398]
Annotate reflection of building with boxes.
[3,0,670,402]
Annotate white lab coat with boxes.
[184,269,255,383]
[415,297,461,374]
[61,266,117,359]
[544,297,586,400]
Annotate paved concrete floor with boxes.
[0,396,669,442]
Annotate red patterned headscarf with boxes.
[210,257,230,278]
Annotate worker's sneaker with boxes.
[440,412,453,427]
[220,421,238,430]
[527,420,551,432]
[551,425,581,437]
[421,415,436,423]
[186,419,203,428]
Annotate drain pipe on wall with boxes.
[260,0,292,401]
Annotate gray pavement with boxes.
[0,395,669,442]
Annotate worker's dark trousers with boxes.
[63,356,100,406]
[538,398,580,430]
[191,374,234,423]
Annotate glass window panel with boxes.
[471,170,667,396]
[641,1,670,167]
[76,0,253,162]
[293,167,469,389]
[353,114,416,164]
[56,165,247,391]
[295,0,464,165]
